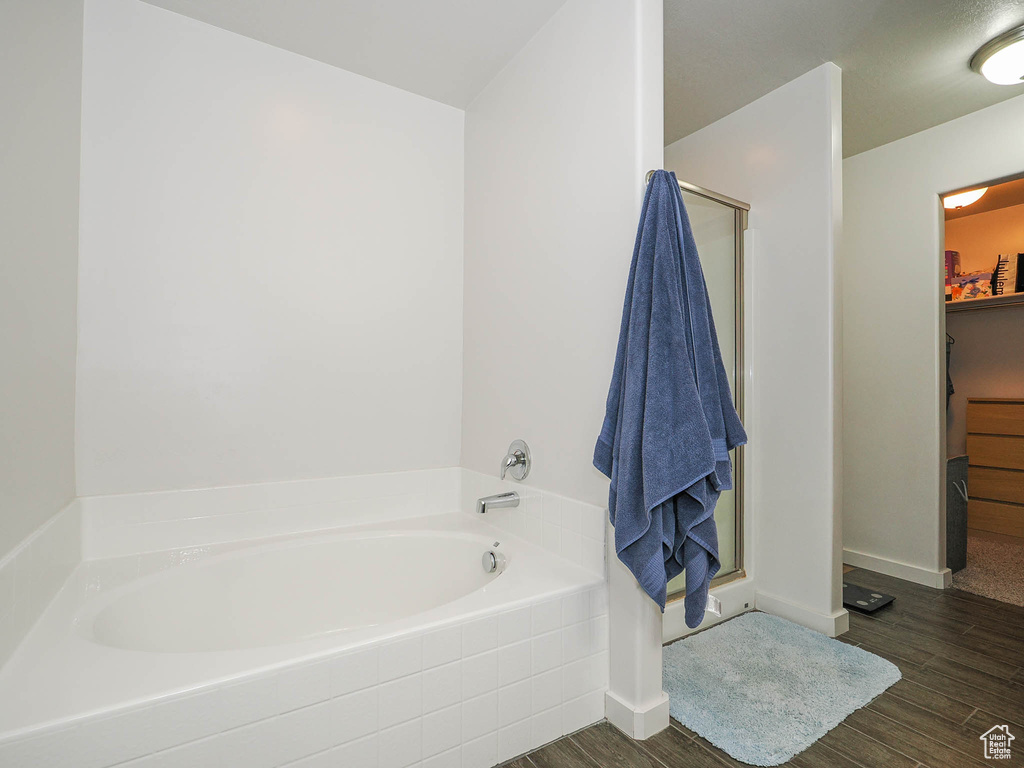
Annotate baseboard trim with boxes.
[843,548,952,589]
[754,591,849,637]
[605,690,669,740]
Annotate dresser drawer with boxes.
[966,400,1024,436]
[968,466,1024,505]
[967,434,1024,471]
[968,498,1024,538]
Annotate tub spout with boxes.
[476,492,519,515]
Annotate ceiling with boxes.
[665,0,1024,157]
[142,0,1024,158]
[141,0,567,108]
[945,175,1024,220]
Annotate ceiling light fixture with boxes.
[971,24,1024,85]
[943,188,988,209]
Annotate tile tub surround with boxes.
[78,468,607,579]
[0,469,610,765]
[0,583,608,768]
[459,470,606,577]
[80,468,463,560]
[0,501,80,668]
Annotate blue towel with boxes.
[594,170,747,626]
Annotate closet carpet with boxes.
[953,533,1024,607]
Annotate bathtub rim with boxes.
[0,511,603,741]
[79,526,508,653]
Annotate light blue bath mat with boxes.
[663,612,901,766]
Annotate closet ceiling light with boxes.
[971,24,1024,85]
[943,188,988,209]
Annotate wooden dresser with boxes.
[967,398,1024,538]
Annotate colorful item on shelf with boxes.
[993,255,1012,295]
[945,250,961,278]
[993,253,1023,295]
[945,251,961,302]
[951,271,993,301]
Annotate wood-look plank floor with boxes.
[501,568,1024,768]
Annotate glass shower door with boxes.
[666,185,746,599]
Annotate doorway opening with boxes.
[942,174,1024,607]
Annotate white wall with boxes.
[665,64,846,635]
[946,308,1024,457]
[77,0,465,496]
[844,91,1024,586]
[462,0,658,509]
[0,0,82,558]
[461,0,666,736]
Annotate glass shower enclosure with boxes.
[663,176,748,599]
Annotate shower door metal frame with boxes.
[646,171,750,596]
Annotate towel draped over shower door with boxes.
[594,170,747,627]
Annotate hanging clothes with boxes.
[946,333,955,409]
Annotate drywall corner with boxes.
[0,0,82,561]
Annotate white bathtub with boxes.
[88,530,499,653]
[0,484,609,768]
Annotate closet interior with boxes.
[943,175,1024,606]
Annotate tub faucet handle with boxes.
[499,439,531,481]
